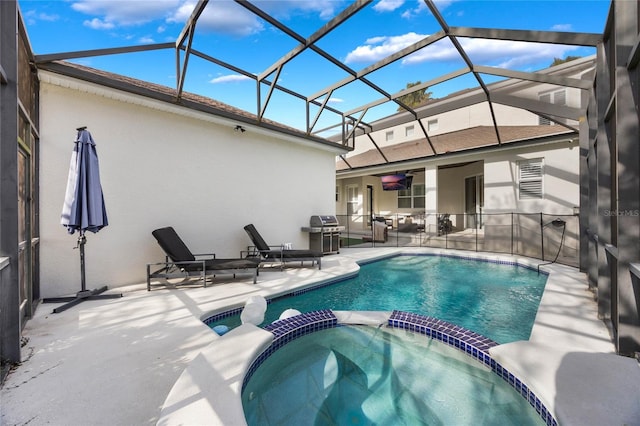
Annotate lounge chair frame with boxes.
[148,227,260,290]
[244,224,322,270]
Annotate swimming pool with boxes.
[206,254,548,344]
[242,325,545,425]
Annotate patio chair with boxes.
[438,213,453,236]
[243,224,322,270]
[147,226,261,290]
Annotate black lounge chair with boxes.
[147,226,261,290]
[243,224,322,270]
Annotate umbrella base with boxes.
[43,286,123,313]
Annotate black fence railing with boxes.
[336,212,579,268]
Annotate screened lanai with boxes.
[0,0,638,373]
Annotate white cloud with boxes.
[138,36,156,44]
[346,32,579,69]
[210,74,252,84]
[461,38,577,69]
[83,18,114,30]
[67,0,343,39]
[551,24,573,31]
[72,0,182,26]
[168,1,264,37]
[400,0,428,19]
[317,97,344,104]
[256,0,343,20]
[38,12,60,22]
[345,32,427,63]
[22,10,59,25]
[375,0,452,18]
[373,0,406,13]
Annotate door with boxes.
[17,138,33,322]
[366,185,373,227]
[464,175,484,229]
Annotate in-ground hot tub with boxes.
[240,310,553,426]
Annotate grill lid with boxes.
[310,215,339,227]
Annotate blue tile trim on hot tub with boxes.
[388,310,498,354]
[242,310,337,390]
[388,310,557,426]
[202,306,244,326]
[240,309,557,426]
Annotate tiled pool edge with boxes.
[242,309,558,426]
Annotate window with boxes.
[427,119,438,132]
[335,185,339,202]
[347,185,359,215]
[538,90,566,125]
[518,158,544,199]
[385,131,394,141]
[398,184,425,208]
[405,125,414,137]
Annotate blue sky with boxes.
[19,0,611,132]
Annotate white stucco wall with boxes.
[39,72,343,297]
[483,141,580,215]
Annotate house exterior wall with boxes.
[39,72,341,297]
[345,57,593,158]
[336,139,580,261]
[349,103,541,156]
[482,141,580,257]
[483,142,579,215]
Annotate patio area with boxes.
[1,247,638,426]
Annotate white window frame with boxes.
[346,184,359,215]
[518,158,544,200]
[397,183,425,208]
[427,119,438,132]
[405,125,414,137]
[385,130,394,141]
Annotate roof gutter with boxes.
[336,132,577,178]
[37,62,349,155]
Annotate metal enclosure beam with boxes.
[449,26,602,46]
[0,0,21,365]
[613,0,640,356]
[34,43,174,63]
[596,36,613,328]
[474,65,594,90]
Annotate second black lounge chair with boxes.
[244,223,322,269]
[147,226,261,290]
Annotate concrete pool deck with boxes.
[1,247,639,425]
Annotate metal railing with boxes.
[336,212,579,267]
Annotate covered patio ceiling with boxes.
[31,0,608,167]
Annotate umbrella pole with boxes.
[43,231,123,313]
[79,232,87,293]
[76,231,92,297]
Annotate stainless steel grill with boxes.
[301,215,345,254]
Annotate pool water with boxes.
[242,325,544,426]
[209,255,548,343]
